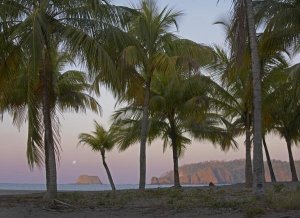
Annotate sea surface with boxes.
[0,183,205,191]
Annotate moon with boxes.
[72,160,77,165]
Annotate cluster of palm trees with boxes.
[0,0,299,200]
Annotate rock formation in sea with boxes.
[151,177,160,185]
[76,175,102,184]
[151,159,300,185]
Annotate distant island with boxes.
[76,175,102,184]
[151,159,300,185]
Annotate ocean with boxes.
[0,183,205,191]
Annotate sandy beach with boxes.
[1,183,300,218]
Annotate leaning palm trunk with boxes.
[245,113,253,187]
[245,0,265,195]
[285,137,298,182]
[101,150,116,191]
[42,53,57,199]
[262,136,276,182]
[139,79,151,190]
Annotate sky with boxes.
[0,0,299,185]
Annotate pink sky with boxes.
[0,100,299,184]
[0,1,299,185]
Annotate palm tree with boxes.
[255,2,300,181]
[117,0,213,190]
[228,0,265,195]
[266,70,300,182]
[111,73,236,188]
[78,121,116,191]
[209,46,254,187]
[0,48,101,180]
[211,45,288,185]
[120,0,182,190]
[260,61,289,183]
[0,0,130,199]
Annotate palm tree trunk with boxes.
[285,137,298,182]
[245,0,265,196]
[172,145,180,188]
[172,143,181,188]
[169,117,181,188]
[101,151,116,191]
[42,51,57,199]
[245,113,253,187]
[139,79,151,190]
[262,136,276,182]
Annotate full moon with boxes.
[72,160,76,165]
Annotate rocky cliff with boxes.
[76,175,102,184]
[151,159,300,185]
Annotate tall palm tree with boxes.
[117,0,213,190]
[0,49,101,189]
[210,46,254,187]
[0,0,130,199]
[229,0,265,195]
[211,41,289,184]
[255,0,300,182]
[260,59,289,183]
[78,121,116,191]
[120,0,182,190]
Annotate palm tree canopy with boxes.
[111,72,236,153]
[78,121,114,153]
[0,0,133,169]
[113,0,214,103]
[0,0,136,98]
[255,0,300,53]
[266,68,300,144]
[0,50,102,168]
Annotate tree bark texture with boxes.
[139,79,151,190]
[262,136,276,182]
[42,51,57,199]
[245,0,265,195]
[285,137,298,182]
[101,150,116,191]
[169,116,181,188]
[245,112,253,187]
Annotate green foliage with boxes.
[78,121,115,153]
[0,0,135,171]
[111,73,236,154]
[255,0,300,54]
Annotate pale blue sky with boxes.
[0,1,299,185]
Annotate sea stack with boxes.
[76,175,102,184]
[151,177,160,185]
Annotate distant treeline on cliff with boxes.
[151,159,300,185]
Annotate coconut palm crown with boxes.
[78,121,116,191]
